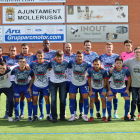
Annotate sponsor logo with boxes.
[5,7,15,22]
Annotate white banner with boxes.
[0,25,66,43]
[0,0,66,3]
[66,5,128,23]
[2,6,65,24]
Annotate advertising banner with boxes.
[66,5,128,23]
[0,0,66,3]
[0,25,66,43]
[2,6,65,24]
[66,24,129,42]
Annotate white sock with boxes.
[114,110,117,114]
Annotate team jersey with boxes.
[30,60,50,88]
[3,55,18,81]
[32,49,56,61]
[50,59,69,83]
[83,51,98,63]
[99,53,120,73]
[68,60,92,86]
[11,66,34,85]
[63,52,76,82]
[87,67,108,89]
[17,54,34,64]
[108,67,131,89]
[121,51,135,80]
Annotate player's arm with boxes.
[87,69,93,97]
[106,77,112,97]
[27,77,35,96]
[2,52,10,56]
[125,70,131,96]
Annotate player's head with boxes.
[9,46,17,57]
[105,42,113,54]
[21,43,29,55]
[36,49,44,60]
[134,46,140,59]
[124,39,133,52]
[93,58,101,70]
[43,39,50,51]
[76,51,83,63]
[0,46,3,56]
[55,50,64,63]
[18,57,26,68]
[115,57,123,69]
[64,43,72,55]
[0,61,7,74]
[84,40,91,53]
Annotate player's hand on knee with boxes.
[27,88,32,96]
[89,91,94,97]
[101,92,106,97]
[125,89,130,96]
[107,90,112,97]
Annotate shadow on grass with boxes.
[0,118,132,128]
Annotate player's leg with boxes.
[59,81,67,121]
[131,87,139,121]
[43,85,50,121]
[49,81,58,123]
[137,89,140,120]
[79,94,83,119]
[19,93,25,119]
[3,97,9,119]
[89,92,95,122]
[95,93,101,119]
[38,92,44,119]
[113,93,119,119]
[107,95,113,121]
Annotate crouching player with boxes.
[107,57,131,121]
[88,58,108,122]
[29,50,50,121]
[68,51,92,121]
[11,57,34,121]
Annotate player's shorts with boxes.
[90,88,105,98]
[108,87,129,97]
[32,84,49,96]
[14,83,31,98]
[66,81,71,94]
[69,82,89,94]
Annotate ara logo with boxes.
[5,28,20,34]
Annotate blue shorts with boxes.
[90,88,105,98]
[69,82,89,94]
[32,84,49,96]
[108,87,129,97]
[14,83,31,98]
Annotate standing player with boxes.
[107,57,131,121]
[29,50,50,121]
[0,46,6,62]
[49,50,69,122]
[68,51,92,121]
[83,40,100,119]
[11,57,34,121]
[17,43,34,119]
[63,43,76,118]
[88,58,108,122]
[99,42,120,119]
[32,39,56,119]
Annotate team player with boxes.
[63,43,76,118]
[0,61,15,121]
[107,57,131,121]
[88,58,108,122]
[17,43,34,119]
[83,40,101,119]
[49,50,69,122]
[2,46,18,119]
[11,57,34,121]
[32,39,56,119]
[99,42,120,119]
[68,51,92,121]
[29,50,50,121]
[0,46,6,62]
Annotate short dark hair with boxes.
[19,57,26,61]
[55,50,63,57]
[9,46,16,51]
[76,51,83,55]
[0,61,6,66]
[93,58,101,63]
[21,43,28,47]
[43,39,50,43]
[37,49,44,55]
[84,40,91,46]
[134,46,140,52]
[124,39,133,45]
[0,46,3,51]
[115,57,123,63]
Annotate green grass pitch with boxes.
[0,93,140,140]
